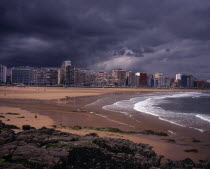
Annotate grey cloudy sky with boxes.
[0,0,210,79]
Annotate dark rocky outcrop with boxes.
[0,120,209,169]
[0,120,19,131]
[5,113,20,115]
[22,125,31,131]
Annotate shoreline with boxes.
[0,87,210,162]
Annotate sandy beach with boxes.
[0,86,210,162]
[0,86,206,100]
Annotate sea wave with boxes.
[102,92,210,132]
[196,114,210,123]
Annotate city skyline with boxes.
[0,61,208,81]
[1,60,209,89]
[0,1,210,80]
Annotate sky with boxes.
[0,0,210,79]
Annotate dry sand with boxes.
[0,106,54,131]
[0,86,205,100]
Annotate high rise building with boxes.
[126,71,136,87]
[6,68,11,84]
[180,74,188,87]
[165,77,171,88]
[175,73,194,88]
[60,60,74,85]
[154,73,165,87]
[62,60,71,67]
[112,69,126,87]
[175,73,183,81]
[0,64,7,83]
[84,69,96,86]
[147,74,154,87]
[135,72,148,87]
[11,67,32,84]
[57,68,62,84]
[74,68,86,86]
[188,75,195,88]
[30,67,59,85]
[95,72,113,87]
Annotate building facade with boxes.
[95,72,113,87]
[154,73,165,87]
[11,67,32,84]
[112,69,126,87]
[126,71,136,87]
[176,73,194,88]
[136,72,148,87]
[0,64,7,83]
[60,60,73,85]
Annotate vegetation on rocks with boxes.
[0,120,209,169]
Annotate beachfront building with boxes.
[11,67,32,84]
[57,68,62,85]
[175,73,182,81]
[147,74,154,87]
[74,68,87,86]
[95,72,113,87]
[154,73,165,88]
[60,60,74,85]
[0,64,7,83]
[6,68,12,84]
[176,73,195,88]
[126,71,136,87]
[84,69,96,86]
[180,74,188,87]
[176,73,186,87]
[188,75,195,88]
[65,65,76,85]
[112,69,126,87]
[165,77,171,88]
[31,68,59,85]
[194,80,210,88]
[135,72,148,87]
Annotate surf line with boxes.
[90,112,135,128]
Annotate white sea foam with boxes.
[189,127,205,133]
[168,130,176,135]
[159,117,185,127]
[85,98,105,107]
[196,114,210,123]
[133,98,159,117]
[102,92,210,132]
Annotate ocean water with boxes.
[103,92,210,132]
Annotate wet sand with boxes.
[0,86,210,162]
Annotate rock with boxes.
[0,121,209,169]
[85,133,99,137]
[5,112,20,115]
[17,116,25,118]
[22,125,31,131]
[0,120,19,130]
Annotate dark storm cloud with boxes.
[0,0,210,79]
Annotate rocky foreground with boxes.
[0,121,209,169]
